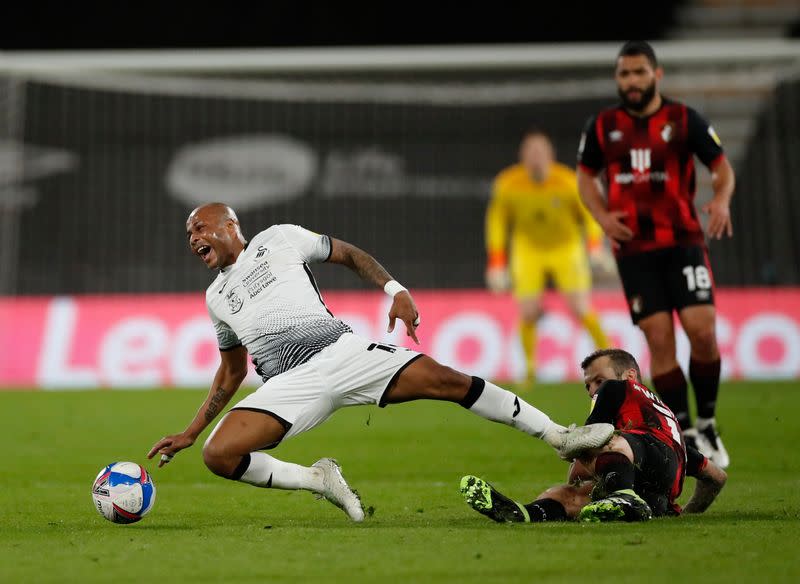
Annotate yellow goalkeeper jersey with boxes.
[485,162,603,267]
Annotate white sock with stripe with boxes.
[233,452,324,491]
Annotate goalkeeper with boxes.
[485,128,613,385]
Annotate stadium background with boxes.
[3,4,800,584]
[1,0,800,387]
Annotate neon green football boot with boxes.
[578,489,653,522]
[460,475,530,523]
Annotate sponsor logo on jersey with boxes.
[609,130,624,142]
[226,287,244,314]
[614,171,670,185]
[242,262,276,299]
[630,295,643,315]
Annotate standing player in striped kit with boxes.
[575,41,736,467]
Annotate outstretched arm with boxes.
[147,346,249,467]
[327,237,420,344]
[327,238,394,287]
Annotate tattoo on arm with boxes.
[348,246,393,287]
[684,479,723,513]
[204,386,227,423]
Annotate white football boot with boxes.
[312,458,365,522]
[694,418,730,469]
[546,423,616,460]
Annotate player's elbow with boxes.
[220,347,249,383]
[702,461,727,491]
[714,467,728,491]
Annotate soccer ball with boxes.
[91,462,156,524]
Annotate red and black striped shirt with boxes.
[586,378,708,513]
[577,98,726,255]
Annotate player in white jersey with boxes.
[147,203,615,522]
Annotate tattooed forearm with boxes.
[204,386,227,422]
[683,479,723,513]
[348,246,393,287]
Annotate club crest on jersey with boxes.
[609,130,623,142]
[226,287,244,314]
[255,245,269,259]
[661,123,674,143]
[630,295,643,315]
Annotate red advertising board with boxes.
[1,289,798,388]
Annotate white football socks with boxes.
[238,452,324,492]
[467,379,564,440]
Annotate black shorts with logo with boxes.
[616,244,715,324]
[620,432,682,517]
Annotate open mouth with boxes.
[197,245,212,260]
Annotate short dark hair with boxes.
[581,348,642,382]
[617,40,658,69]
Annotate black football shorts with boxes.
[621,432,682,517]
[616,244,715,324]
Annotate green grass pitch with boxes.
[2,381,799,583]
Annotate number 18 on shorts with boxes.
[617,245,715,323]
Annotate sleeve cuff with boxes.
[708,153,726,171]
[578,162,601,176]
[322,234,333,262]
[487,251,507,269]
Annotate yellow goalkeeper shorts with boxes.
[510,242,592,298]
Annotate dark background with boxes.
[3,1,690,50]
[4,0,800,294]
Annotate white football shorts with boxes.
[230,333,423,444]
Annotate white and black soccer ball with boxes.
[91,462,156,524]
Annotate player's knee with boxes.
[427,365,472,401]
[686,325,718,355]
[202,440,238,478]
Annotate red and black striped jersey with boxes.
[577,98,726,255]
[585,378,709,513]
[586,378,685,451]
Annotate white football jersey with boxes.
[205,224,351,381]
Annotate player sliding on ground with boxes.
[461,349,727,523]
[147,203,615,522]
